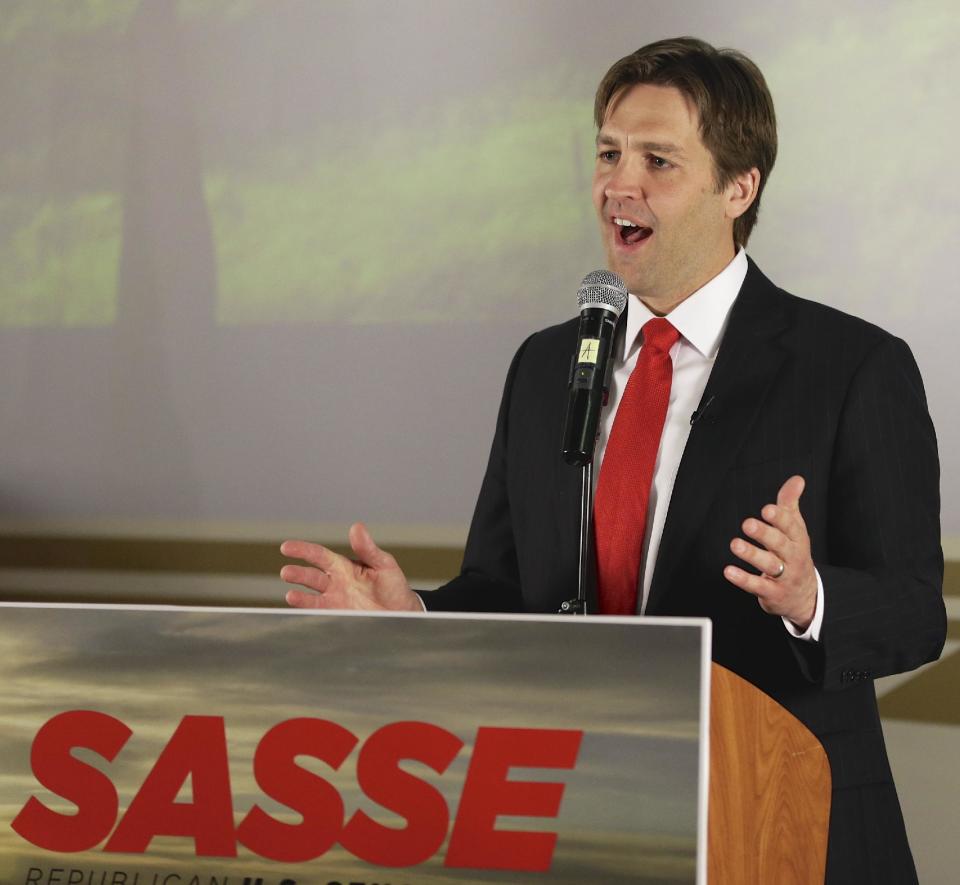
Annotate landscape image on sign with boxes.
[0,605,705,884]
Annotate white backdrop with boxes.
[0,0,957,547]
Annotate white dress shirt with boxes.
[594,249,823,640]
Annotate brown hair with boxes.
[594,37,777,247]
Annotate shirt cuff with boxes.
[782,568,824,643]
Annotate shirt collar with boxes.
[622,248,748,360]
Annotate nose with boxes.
[603,154,646,203]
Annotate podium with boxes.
[0,604,829,884]
[709,663,830,883]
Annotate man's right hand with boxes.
[280,523,423,612]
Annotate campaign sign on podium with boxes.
[0,603,711,885]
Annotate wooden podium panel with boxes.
[708,663,831,884]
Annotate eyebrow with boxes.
[595,133,687,157]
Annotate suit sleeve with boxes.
[798,335,946,688]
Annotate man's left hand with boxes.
[723,475,818,631]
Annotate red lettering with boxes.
[11,710,131,852]
[104,716,234,856]
[339,721,463,866]
[13,710,581,871]
[236,717,358,862]
[446,726,583,872]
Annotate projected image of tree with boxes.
[0,1,136,326]
[0,1,601,329]
[208,92,597,325]
[194,3,601,325]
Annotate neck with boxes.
[637,244,737,316]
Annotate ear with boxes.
[724,167,761,221]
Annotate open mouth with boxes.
[613,217,653,246]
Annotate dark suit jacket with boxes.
[422,259,946,884]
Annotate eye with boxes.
[649,155,672,169]
[597,149,619,163]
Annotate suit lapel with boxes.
[647,259,791,612]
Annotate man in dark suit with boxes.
[281,38,945,883]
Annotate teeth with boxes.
[614,217,638,227]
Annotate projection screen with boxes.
[1,0,957,553]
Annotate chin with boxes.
[607,264,648,297]
[604,251,654,296]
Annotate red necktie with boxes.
[595,317,679,615]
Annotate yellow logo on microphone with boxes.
[578,339,600,364]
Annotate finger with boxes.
[348,522,399,571]
[279,564,331,592]
[760,501,808,544]
[285,588,329,609]
[723,564,769,597]
[730,537,783,577]
[758,476,809,542]
[723,565,785,606]
[741,517,789,556]
[776,475,806,511]
[280,539,345,574]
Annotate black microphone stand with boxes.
[560,352,613,616]
[559,459,593,615]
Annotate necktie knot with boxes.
[641,318,679,354]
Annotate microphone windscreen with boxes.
[577,270,627,315]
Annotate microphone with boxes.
[561,270,628,466]
[690,395,717,426]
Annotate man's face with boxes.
[592,83,738,310]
